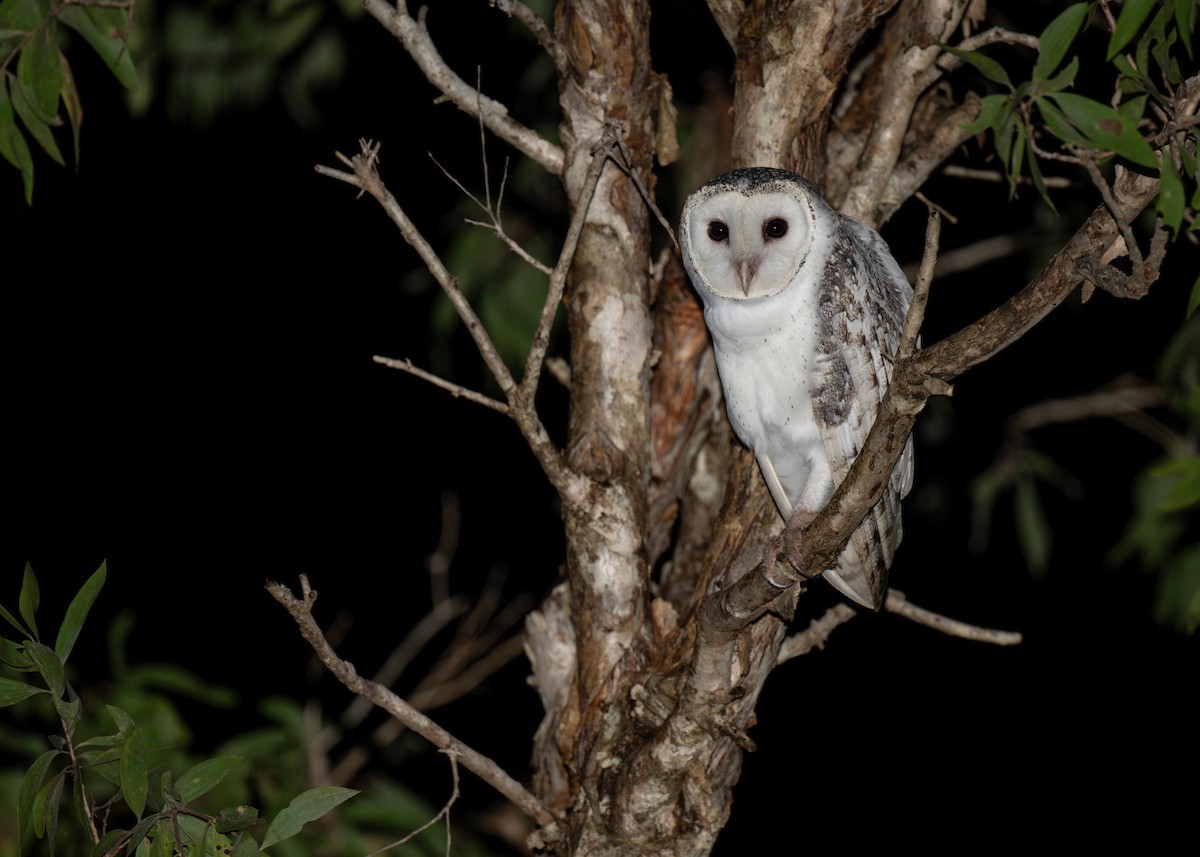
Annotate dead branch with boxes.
[316,140,576,498]
[372,356,510,414]
[885,589,1023,644]
[267,576,560,839]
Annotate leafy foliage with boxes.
[1,563,358,856]
[956,1,1198,230]
[0,0,138,203]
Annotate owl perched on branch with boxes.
[679,168,914,609]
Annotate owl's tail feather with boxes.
[825,436,911,610]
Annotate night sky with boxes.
[5,4,1197,852]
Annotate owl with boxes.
[679,167,914,610]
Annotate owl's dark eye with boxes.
[763,218,789,240]
[707,221,729,242]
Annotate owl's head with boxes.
[679,168,821,301]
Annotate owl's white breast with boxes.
[702,285,826,490]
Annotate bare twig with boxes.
[317,141,574,497]
[776,604,857,663]
[372,356,510,414]
[942,164,1074,188]
[518,125,623,405]
[898,210,940,361]
[885,590,1023,645]
[267,576,559,837]
[367,750,461,857]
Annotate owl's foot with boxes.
[761,510,817,588]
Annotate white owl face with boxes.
[680,181,815,301]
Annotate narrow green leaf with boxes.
[56,5,138,92]
[960,92,1010,134]
[121,725,148,818]
[0,675,42,706]
[1046,92,1158,167]
[1034,3,1090,83]
[1035,94,1088,146]
[0,634,31,667]
[1008,120,1027,195]
[149,820,174,857]
[18,749,60,847]
[1109,0,1158,58]
[32,769,64,836]
[1152,455,1200,511]
[123,814,160,856]
[59,51,82,169]
[90,829,125,857]
[107,703,136,732]
[232,834,261,857]
[10,79,62,168]
[44,769,64,857]
[940,44,1013,87]
[26,640,63,697]
[16,17,60,117]
[19,562,41,639]
[1039,54,1080,93]
[1014,476,1051,576]
[260,787,359,848]
[1158,155,1185,237]
[1187,275,1199,318]
[1118,94,1149,127]
[55,561,106,662]
[1175,0,1196,58]
[176,756,242,804]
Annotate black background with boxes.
[5,3,1197,852]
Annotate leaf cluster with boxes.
[1,564,358,857]
[0,0,138,204]
[954,1,1198,242]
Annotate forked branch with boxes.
[267,576,560,841]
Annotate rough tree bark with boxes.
[285,2,1194,855]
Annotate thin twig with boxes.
[367,750,461,857]
[898,209,940,361]
[885,590,1023,645]
[942,164,1074,188]
[372,355,510,414]
[268,576,560,837]
[777,604,858,663]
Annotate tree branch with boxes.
[362,0,564,175]
[267,576,560,839]
[316,140,577,498]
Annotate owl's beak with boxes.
[735,256,761,296]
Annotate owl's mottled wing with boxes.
[809,215,914,609]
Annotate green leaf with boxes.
[1158,154,1185,237]
[0,634,31,667]
[940,43,1013,88]
[1188,275,1200,319]
[9,78,63,164]
[0,675,41,706]
[26,640,63,697]
[1035,96,1089,146]
[260,786,359,848]
[16,16,60,117]
[121,725,148,818]
[1045,92,1158,167]
[44,769,64,856]
[1014,476,1052,576]
[1039,54,1080,93]
[55,561,106,662]
[124,814,160,856]
[215,804,262,833]
[960,92,1010,134]
[176,756,242,804]
[18,749,60,847]
[1109,0,1159,58]
[1152,455,1200,511]
[57,5,138,92]
[1034,3,1090,84]
[19,561,41,639]
[232,834,261,857]
[90,829,125,857]
[59,52,81,169]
